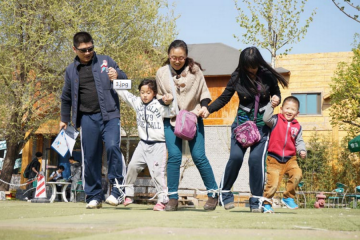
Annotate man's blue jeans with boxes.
[80,113,124,202]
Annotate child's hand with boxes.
[300,151,306,159]
[107,67,118,81]
[271,95,280,107]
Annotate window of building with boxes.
[291,93,321,115]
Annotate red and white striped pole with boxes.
[31,174,50,203]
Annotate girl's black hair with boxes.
[235,46,288,95]
[138,78,157,94]
[163,39,203,74]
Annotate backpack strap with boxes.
[167,65,179,115]
[253,82,261,122]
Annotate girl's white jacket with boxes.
[116,90,176,142]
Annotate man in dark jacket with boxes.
[25,152,42,201]
[60,32,127,209]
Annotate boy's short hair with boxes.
[69,156,75,160]
[282,96,300,110]
[73,32,93,48]
[58,165,65,171]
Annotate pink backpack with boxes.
[174,110,198,140]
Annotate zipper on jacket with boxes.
[282,122,290,161]
[144,104,149,141]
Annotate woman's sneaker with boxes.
[263,204,274,213]
[123,197,133,207]
[165,199,178,211]
[86,200,102,209]
[204,196,218,211]
[281,198,298,209]
[153,203,165,211]
[105,195,120,206]
[224,202,235,210]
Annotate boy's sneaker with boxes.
[86,200,102,209]
[105,195,120,206]
[153,203,165,211]
[281,198,298,209]
[123,197,133,207]
[263,204,274,213]
[224,202,235,210]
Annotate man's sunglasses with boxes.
[76,46,94,53]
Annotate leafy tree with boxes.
[331,0,360,23]
[329,40,360,135]
[298,130,333,192]
[300,129,360,195]
[234,0,316,67]
[0,0,177,190]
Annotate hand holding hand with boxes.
[107,67,118,81]
[162,94,173,105]
[300,151,306,159]
[199,106,210,118]
[271,95,280,108]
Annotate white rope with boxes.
[194,188,231,198]
[167,191,178,196]
[113,179,134,203]
[149,191,167,201]
[0,175,38,187]
[252,195,273,210]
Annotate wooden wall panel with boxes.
[205,76,239,126]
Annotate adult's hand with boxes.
[108,67,118,81]
[59,121,68,131]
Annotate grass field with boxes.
[0,201,360,240]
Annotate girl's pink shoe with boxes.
[153,202,165,211]
[123,197,133,207]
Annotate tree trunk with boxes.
[0,141,20,191]
[271,48,276,68]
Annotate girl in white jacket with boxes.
[115,79,175,211]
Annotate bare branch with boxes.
[343,120,360,128]
[331,0,360,23]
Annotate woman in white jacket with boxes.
[115,79,175,211]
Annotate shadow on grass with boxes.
[227,210,298,214]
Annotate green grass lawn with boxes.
[0,200,360,240]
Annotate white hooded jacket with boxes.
[116,90,176,142]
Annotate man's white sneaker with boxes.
[86,200,102,209]
[105,195,120,206]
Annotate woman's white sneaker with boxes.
[105,195,120,206]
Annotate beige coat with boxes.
[156,64,211,125]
